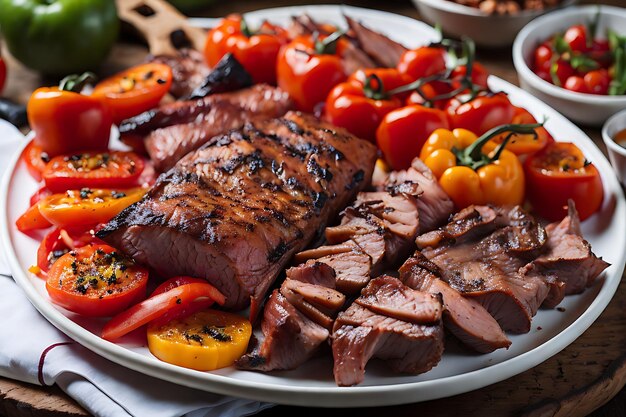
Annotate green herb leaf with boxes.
[553,34,571,55]
[569,53,599,72]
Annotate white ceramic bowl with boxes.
[602,109,626,186]
[513,5,626,127]
[412,0,577,48]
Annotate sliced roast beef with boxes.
[418,205,549,333]
[147,48,210,98]
[98,112,378,315]
[344,16,407,67]
[121,85,293,171]
[236,290,329,371]
[416,205,499,248]
[332,277,444,386]
[399,252,511,353]
[524,202,609,296]
[286,261,336,288]
[378,158,454,234]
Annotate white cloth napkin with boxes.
[0,120,273,417]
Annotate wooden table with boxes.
[1,1,625,416]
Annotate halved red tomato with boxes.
[524,142,604,221]
[101,282,225,341]
[42,151,145,192]
[23,141,50,181]
[38,187,146,228]
[92,63,173,123]
[46,244,149,317]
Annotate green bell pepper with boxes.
[0,0,119,75]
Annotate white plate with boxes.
[2,5,625,408]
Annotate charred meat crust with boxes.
[98,112,378,313]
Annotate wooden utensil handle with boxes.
[116,0,207,56]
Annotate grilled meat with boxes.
[332,276,444,386]
[378,158,454,234]
[119,85,293,171]
[344,16,407,67]
[236,290,330,372]
[399,252,511,353]
[185,53,253,100]
[522,201,609,298]
[148,49,210,98]
[98,112,378,315]
[418,205,549,333]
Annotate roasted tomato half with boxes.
[524,142,603,221]
[46,244,149,317]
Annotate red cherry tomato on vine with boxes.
[397,46,447,82]
[447,93,515,136]
[533,44,553,73]
[277,33,348,112]
[376,105,450,170]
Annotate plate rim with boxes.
[2,5,625,408]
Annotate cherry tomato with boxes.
[46,244,149,317]
[451,62,490,90]
[38,187,146,228]
[564,24,588,53]
[92,63,173,124]
[42,151,145,192]
[564,75,588,93]
[22,141,50,181]
[583,69,610,95]
[524,142,603,222]
[551,60,575,87]
[101,282,225,341]
[376,105,450,170]
[397,46,447,82]
[277,33,348,112]
[325,69,405,142]
[406,83,439,106]
[489,107,552,156]
[533,44,553,73]
[447,93,515,136]
[204,15,288,85]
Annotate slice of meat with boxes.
[281,278,345,318]
[317,251,372,295]
[344,16,408,67]
[98,112,378,315]
[147,48,210,98]
[527,202,609,296]
[286,261,336,288]
[236,290,329,371]
[399,253,511,353]
[356,275,442,324]
[419,206,549,333]
[416,205,498,248]
[332,277,444,386]
[124,85,293,171]
[379,158,454,233]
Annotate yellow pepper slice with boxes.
[420,124,538,210]
[147,309,252,371]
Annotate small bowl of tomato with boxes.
[602,109,626,186]
[513,5,626,126]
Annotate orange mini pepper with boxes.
[420,123,541,210]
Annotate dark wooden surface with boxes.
[1,1,625,416]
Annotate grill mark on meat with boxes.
[332,277,444,386]
[99,112,378,315]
